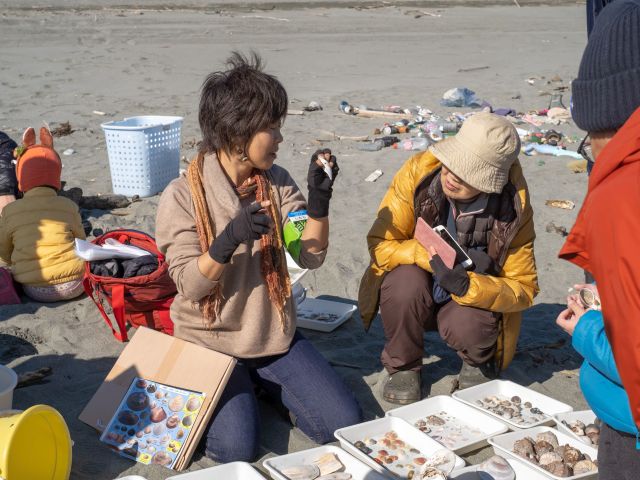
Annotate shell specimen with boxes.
[476,455,516,480]
[426,415,446,426]
[316,474,352,480]
[512,434,595,477]
[536,431,559,448]
[168,395,184,412]
[543,461,572,477]
[417,467,446,479]
[561,445,584,466]
[150,406,167,423]
[280,464,320,480]
[186,396,202,412]
[573,459,598,474]
[534,440,554,456]
[126,392,149,411]
[475,394,547,426]
[182,415,194,427]
[117,411,139,426]
[538,451,563,467]
[166,414,180,429]
[513,438,535,459]
[151,451,172,466]
[314,453,344,476]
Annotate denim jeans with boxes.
[203,331,363,463]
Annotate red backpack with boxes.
[83,230,176,341]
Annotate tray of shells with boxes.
[386,395,509,454]
[334,416,466,479]
[449,454,549,479]
[488,426,598,479]
[296,298,357,333]
[452,380,573,430]
[166,461,265,479]
[552,411,600,448]
[263,445,388,480]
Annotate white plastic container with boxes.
[115,476,147,480]
[101,115,183,197]
[263,445,387,480]
[0,365,18,411]
[449,456,548,479]
[334,416,465,477]
[553,410,598,447]
[166,462,264,479]
[488,426,598,480]
[286,251,308,286]
[386,395,509,454]
[296,298,357,332]
[453,380,573,429]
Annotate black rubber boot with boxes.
[382,371,421,405]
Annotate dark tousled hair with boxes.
[198,51,288,156]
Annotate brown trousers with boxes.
[380,264,499,373]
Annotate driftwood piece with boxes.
[80,194,131,210]
[16,367,53,388]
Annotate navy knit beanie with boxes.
[572,0,640,132]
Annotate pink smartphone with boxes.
[414,218,473,269]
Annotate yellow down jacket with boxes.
[358,151,538,369]
[0,187,85,286]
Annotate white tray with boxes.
[450,456,548,479]
[334,416,465,478]
[296,298,357,332]
[453,380,573,429]
[488,426,598,480]
[386,395,509,454]
[263,445,388,480]
[166,462,265,479]
[553,410,598,448]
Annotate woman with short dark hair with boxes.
[156,52,361,462]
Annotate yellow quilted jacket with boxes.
[0,187,85,286]
[358,151,538,369]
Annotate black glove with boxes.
[307,149,339,219]
[467,249,499,276]
[429,254,470,297]
[209,203,272,264]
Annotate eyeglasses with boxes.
[578,134,594,164]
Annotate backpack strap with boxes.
[82,277,129,342]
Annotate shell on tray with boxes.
[534,440,554,456]
[280,464,321,480]
[513,438,535,459]
[417,467,447,479]
[536,431,559,448]
[561,445,583,466]
[476,455,515,480]
[573,459,598,474]
[316,474,352,480]
[423,449,456,475]
[538,451,563,467]
[543,460,573,477]
[313,453,344,476]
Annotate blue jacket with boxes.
[573,309,638,435]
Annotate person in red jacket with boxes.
[559,0,640,472]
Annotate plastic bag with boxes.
[74,238,151,261]
[440,88,484,108]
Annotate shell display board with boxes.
[100,378,205,469]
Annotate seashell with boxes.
[176,429,184,439]
[160,434,171,445]
[510,396,521,405]
[584,423,600,436]
[476,455,515,480]
[126,392,149,411]
[146,383,157,393]
[543,461,572,477]
[561,445,583,466]
[524,401,532,408]
[136,379,147,389]
[573,459,598,474]
[166,414,180,429]
[155,391,165,399]
[545,199,575,210]
[316,474,352,480]
[169,395,184,412]
[513,438,535,459]
[117,411,139,426]
[417,467,446,479]
[586,432,599,445]
[424,449,455,475]
[152,424,165,436]
[534,440,554,456]
[426,415,446,426]
[536,431,559,448]
[569,422,585,436]
[279,464,321,480]
[147,445,156,453]
[313,453,344,476]
[538,451,563,466]
[135,430,144,438]
[151,451,172,466]
[144,425,152,434]
[182,415,194,427]
[150,406,167,423]
[186,396,202,412]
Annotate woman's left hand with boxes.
[555,295,588,336]
[306,149,339,219]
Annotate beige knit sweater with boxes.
[155,154,326,358]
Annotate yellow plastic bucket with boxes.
[0,405,72,480]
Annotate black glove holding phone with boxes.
[429,254,470,297]
[307,149,339,219]
[209,203,272,264]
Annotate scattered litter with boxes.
[523,143,582,159]
[338,101,413,119]
[92,110,106,116]
[457,66,490,73]
[526,78,536,85]
[240,15,290,22]
[546,221,569,237]
[303,101,323,112]
[287,109,305,116]
[567,159,588,173]
[546,107,571,124]
[62,148,75,156]
[440,87,484,108]
[358,136,399,151]
[545,199,575,210]
[364,169,383,182]
[393,136,430,151]
[316,130,370,142]
[51,121,74,137]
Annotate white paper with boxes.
[75,238,151,261]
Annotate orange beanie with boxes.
[15,127,62,193]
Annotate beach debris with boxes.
[93,110,107,116]
[457,65,490,73]
[545,222,568,237]
[440,87,484,108]
[338,101,413,119]
[476,455,516,480]
[81,194,131,210]
[304,101,323,112]
[358,136,399,151]
[364,169,383,182]
[288,109,305,116]
[567,159,588,173]
[526,77,537,85]
[523,144,582,159]
[51,121,74,137]
[16,367,53,389]
[62,148,75,156]
[545,199,575,210]
[547,107,571,124]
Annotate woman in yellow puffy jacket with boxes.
[0,127,85,302]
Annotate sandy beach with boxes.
[1,2,592,479]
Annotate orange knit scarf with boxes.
[186,152,291,330]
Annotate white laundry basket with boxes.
[101,116,183,197]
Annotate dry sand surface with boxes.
[1,3,592,479]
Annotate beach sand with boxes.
[1,3,590,479]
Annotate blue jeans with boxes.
[203,332,363,463]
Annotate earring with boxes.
[240,155,248,162]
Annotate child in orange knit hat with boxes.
[0,127,86,302]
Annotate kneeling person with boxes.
[359,112,539,404]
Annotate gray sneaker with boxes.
[382,371,421,405]
[457,361,498,391]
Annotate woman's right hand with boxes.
[208,201,273,264]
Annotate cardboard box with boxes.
[80,327,236,470]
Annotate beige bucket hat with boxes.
[429,112,520,194]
